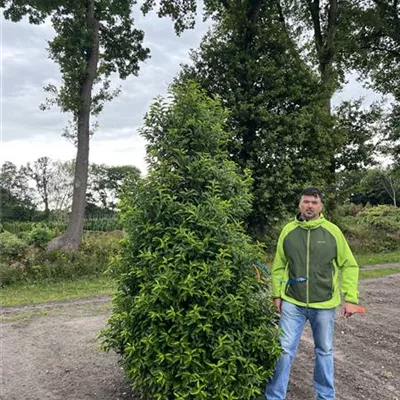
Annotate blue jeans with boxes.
[265,300,336,400]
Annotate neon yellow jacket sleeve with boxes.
[271,227,289,298]
[334,228,360,304]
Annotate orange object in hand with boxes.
[356,306,366,314]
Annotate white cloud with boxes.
[0,134,148,174]
[1,10,210,165]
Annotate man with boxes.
[265,187,360,400]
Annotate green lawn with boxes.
[356,251,400,266]
[0,276,116,307]
[359,267,400,279]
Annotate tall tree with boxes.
[344,0,400,99]
[270,0,398,211]
[278,0,381,109]
[1,0,200,250]
[273,1,350,211]
[24,157,53,217]
[344,0,400,166]
[23,158,75,217]
[2,0,149,249]
[179,0,333,238]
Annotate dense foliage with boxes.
[101,83,281,399]
[179,1,334,239]
[0,187,36,222]
[354,205,400,233]
[0,230,122,286]
[338,205,400,253]
[0,162,36,222]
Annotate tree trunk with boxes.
[48,0,100,252]
[43,195,50,221]
[306,0,339,218]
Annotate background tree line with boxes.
[0,158,140,222]
[1,156,398,224]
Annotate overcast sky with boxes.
[1,9,381,175]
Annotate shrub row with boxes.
[1,205,398,287]
[1,217,123,235]
[0,231,123,286]
[337,205,400,253]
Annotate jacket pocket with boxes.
[308,262,334,303]
[285,280,307,303]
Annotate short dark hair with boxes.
[302,187,323,201]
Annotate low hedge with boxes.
[0,231,123,286]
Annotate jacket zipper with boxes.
[306,229,310,306]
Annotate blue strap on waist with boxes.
[252,261,307,285]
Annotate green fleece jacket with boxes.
[272,214,359,309]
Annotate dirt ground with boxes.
[1,268,399,400]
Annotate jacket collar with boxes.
[295,213,325,229]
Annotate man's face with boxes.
[299,194,323,221]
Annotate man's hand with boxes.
[273,298,282,314]
[341,302,360,318]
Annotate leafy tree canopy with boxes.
[0,162,36,221]
[337,166,400,206]
[178,0,337,237]
[87,163,140,212]
[343,0,400,99]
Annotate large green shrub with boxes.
[101,83,280,400]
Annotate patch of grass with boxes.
[356,251,400,266]
[359,267,400,280]
[0,308,58,322]
[0,276,116,307]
